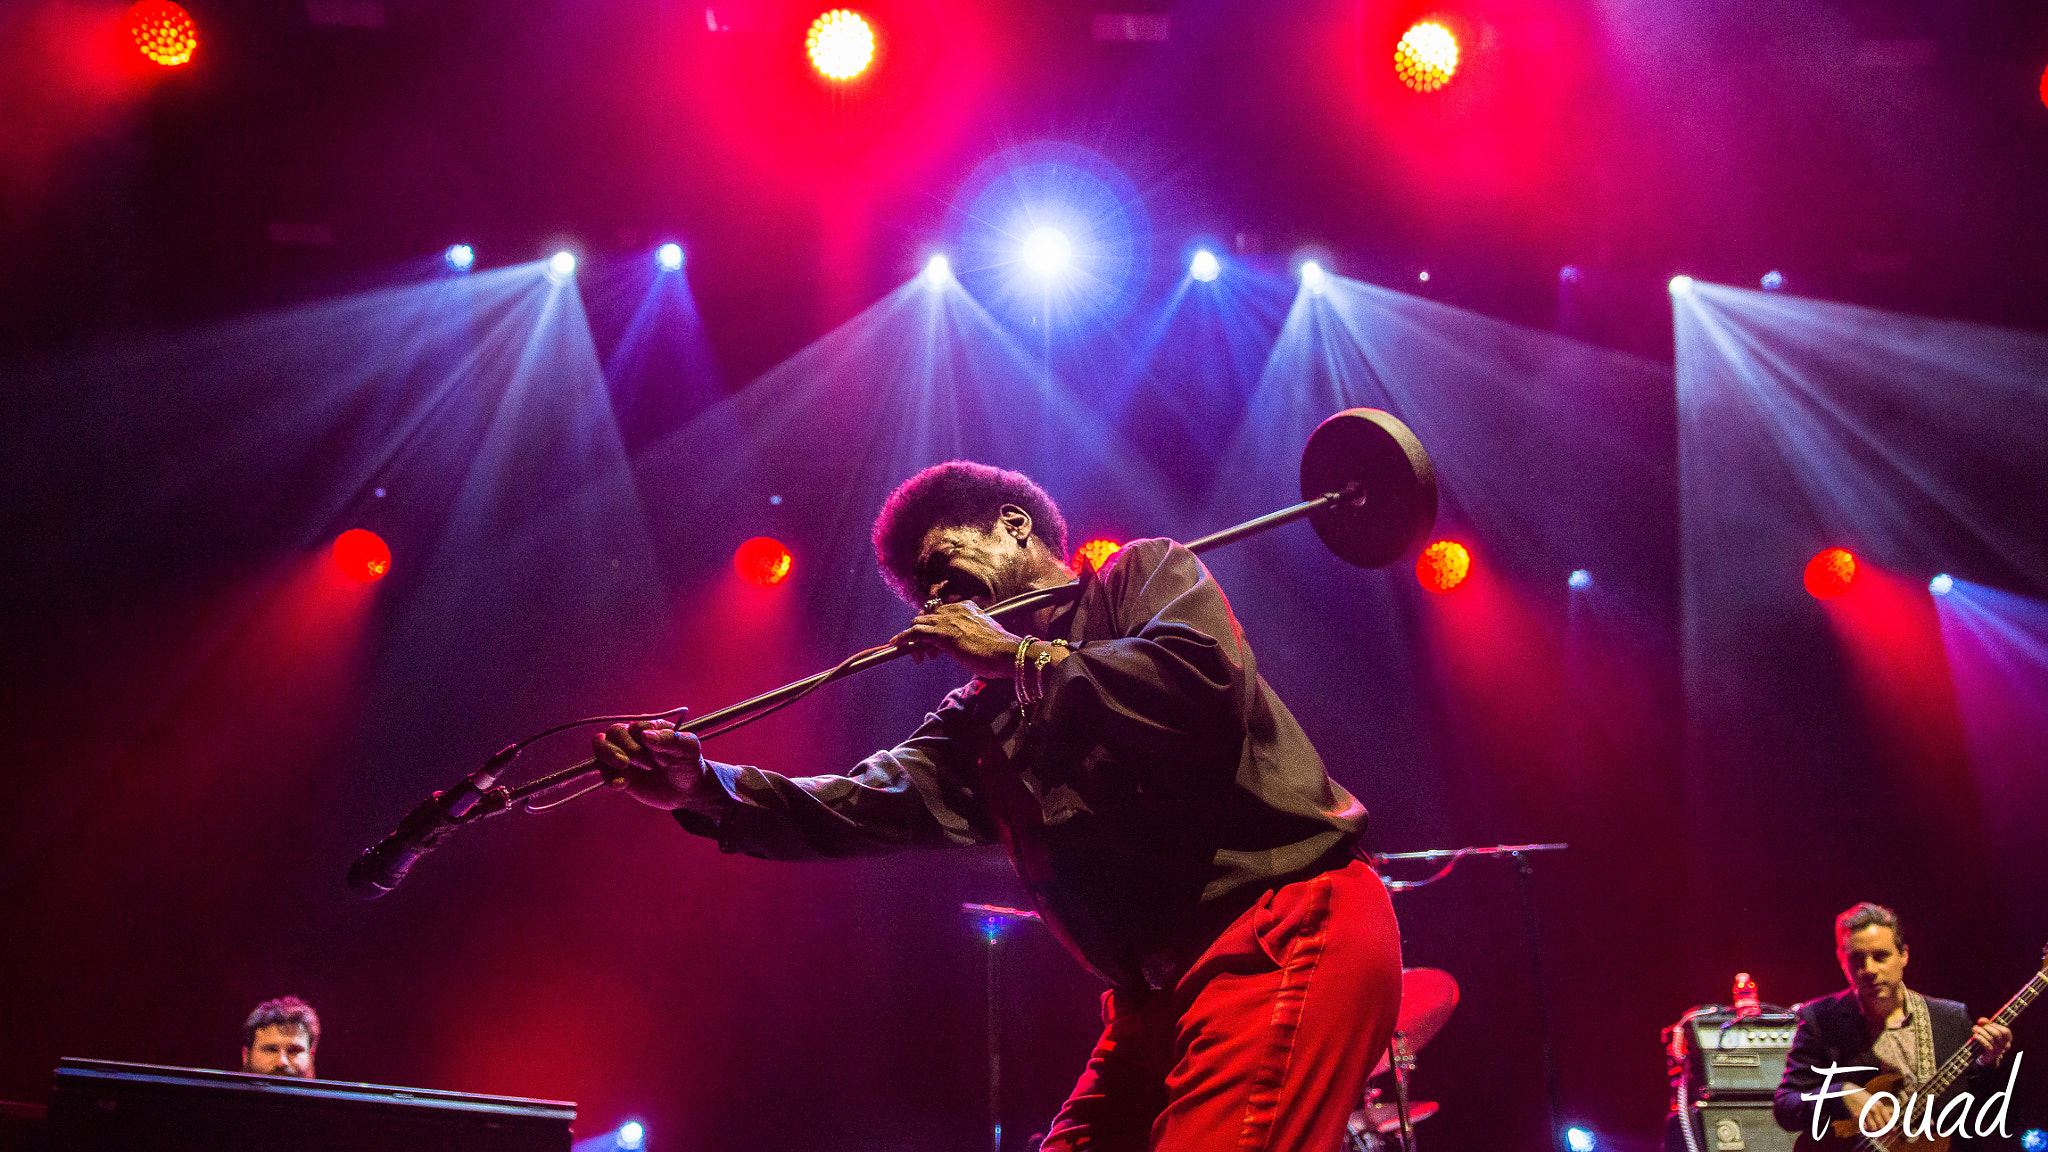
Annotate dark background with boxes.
[3,0,2046,1150]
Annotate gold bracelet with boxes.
[1014,637,1040,707]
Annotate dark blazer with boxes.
[1774,987,1988,1137]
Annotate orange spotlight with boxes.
[127,0,198,67]
[1073,538,1122,571]
[806,10,875,80]
[1805,547,1857,600]
[1394,21,1458,92]
[1417,539,1471,593]
[332,529,391,583]
[734,537,794,587]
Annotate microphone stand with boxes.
[1371,843,1568,1152]
[962,903,1040,1152]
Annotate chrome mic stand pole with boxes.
[964,903,1039,1152]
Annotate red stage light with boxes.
[1073,538,1122,571]
[127,0,197,67]
[1394,21,1458,92]
[734,537,794,587]
[332,529,391,583]
[1416,539,1471,593]
[2040,62,2047,110]
[1804,547,1857,600]
[806,9,875,80]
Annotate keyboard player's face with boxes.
[241,1024,315,1078]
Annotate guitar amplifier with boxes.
[1674,1010,1799,1097]
[1664,1100,1799,1152]
[44,1059,575,1152]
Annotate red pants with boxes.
[1040,860,1403,1152]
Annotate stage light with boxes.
[806,9,875,80]
[734,537,793,587]
[444,244,474,272]
[1669,275,1694,296]
[1074,538,1122,570]
[2040,64,2047,111]
[1565,1126,1598,1152]
[1022,227,1072,275]
[1418,270,1430,283]
[1804,547,1858,600]
[1394,21,1458,92]
[1300,260,1328,295]
[1568,569,1592,589]
[1189,250,1220,282]
[656,243,683,271]
[1929,573,1954,596]
[2020,1128,2046,1152]
[332,529,391,583]
[1417,540,1471,593]
[1760,270,1784,291]
[616,1121,645,1150]
[923,253,951,287]
[547,251,577,282]
[127,1,198,67]
[1560,265,1583,284]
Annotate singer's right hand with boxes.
[593,719,724,815]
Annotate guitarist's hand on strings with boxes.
[1972,1018,2014,1066]
[593,718,727,817]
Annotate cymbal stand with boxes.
[1387,1031,1418,1152]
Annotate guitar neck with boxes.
[1921,965,2046,1100]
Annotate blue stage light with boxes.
[1300,260,1328,295]
[547,250,577,282]
[1929,573,1954,596]
[1761,270,1784,291]
[923,253,951,287]
[656,243,683,271]
[444,244,474,272]
[1565,1126,1598,1152]
[2019,1128,2045,1152]
[616,1120,644,1150]
[1189,249,1219,282]
[1569,569,1592,589]
[1669,275,1694,296]
[1023,227,1072,275]
[1560,265,1583,284]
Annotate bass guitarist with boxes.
[1774,902,2014,1150]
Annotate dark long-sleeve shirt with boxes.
[674,538,1366,989]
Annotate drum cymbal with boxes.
[1369,967,1459,1078]
[1350,1101,1440,1135]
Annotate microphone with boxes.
[347,750,514,900]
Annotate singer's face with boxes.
[914,517,1024,607]
[241,1025,316,1078]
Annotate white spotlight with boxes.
[1189,250,1220,282]
[1568,569,1592,590]
[444,244,474,272]
[1418,270,1430,283]
[1300,260,1328,295]
[656,243,683,271]
[616,1121,645,1150]
[1668,274,1694,296]
[547,250,577,282]
[1929,573,1954,596]
[923,253,952,287]
[1022,227,1072,275]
